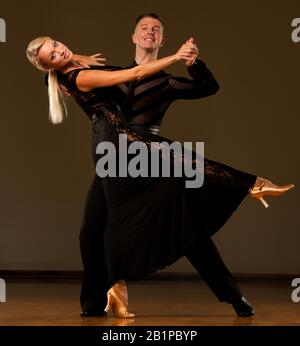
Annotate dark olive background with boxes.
[0,0,299,274]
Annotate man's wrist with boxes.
[190,58,197,66]
[187,58,207,69]
[187,57,200,67]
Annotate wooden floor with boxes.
[0,279,299,326]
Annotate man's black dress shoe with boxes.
[80,310,107,317]
[232,296,255,317]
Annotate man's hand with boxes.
[184,37,199,67]
[73,53,106,68]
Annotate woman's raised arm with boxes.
[76,43,191,92]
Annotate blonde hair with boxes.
[26,36,67,124]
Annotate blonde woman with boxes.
[26,37,294,318]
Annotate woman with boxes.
[26,37,294,318]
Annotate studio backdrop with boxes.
[0,0,299,275]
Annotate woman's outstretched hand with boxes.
[73,53,106,68]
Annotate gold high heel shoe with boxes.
[104,282,135,318]
[249,177,295,208]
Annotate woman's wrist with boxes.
[173,53,181,63]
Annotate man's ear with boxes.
[160,37,165,48]
[132,32,137,45]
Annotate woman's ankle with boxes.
[114,280,126,288]
[253,176,267,188]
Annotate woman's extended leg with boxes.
[249,177,294,208]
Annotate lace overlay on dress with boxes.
[62,68,255,188]
[101,107,243,185]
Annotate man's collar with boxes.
[127,61,138,68]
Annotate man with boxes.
[56,13,254,318]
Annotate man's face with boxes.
[132,17,164,52]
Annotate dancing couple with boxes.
[26,13,294,319]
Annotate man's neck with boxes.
[134,48,158,65]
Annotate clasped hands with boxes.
[183,37,199,67]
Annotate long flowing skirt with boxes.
[90,107,257,285]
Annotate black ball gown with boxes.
[61,66,257,286]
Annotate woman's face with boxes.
[37,39,74,70]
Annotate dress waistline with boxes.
[91,110,160,136]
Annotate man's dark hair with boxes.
[135,13,164,27]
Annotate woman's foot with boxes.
[249,177,295,208]
[104,280,135,318]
